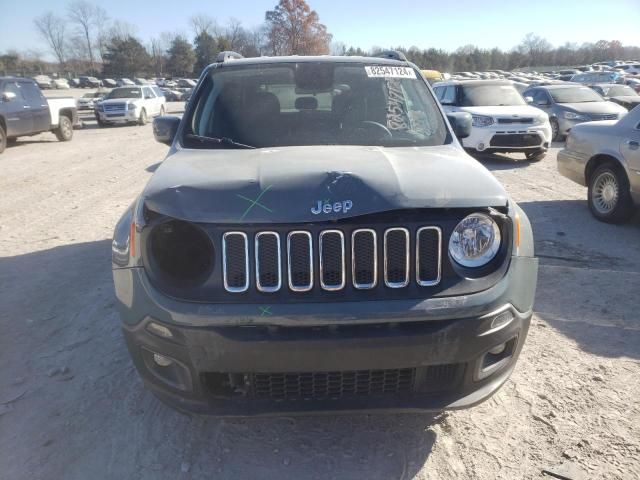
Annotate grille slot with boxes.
[287,231,313,292]
[222,232,249,292]
[384,228,410,288]
[319,230,346,291]
[352,229,377,289]
[251,368,415,400]
[416,227,441,286]
[255,232,281,292]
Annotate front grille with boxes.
[222,232,249,292]
[497,117,533,124]
[251,368,416,400]
[384,228,410,288]
[490,133,542,147]
[589,113,617,121]
[222,226,442,293]
[103,103,126,112]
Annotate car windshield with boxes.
[550,87,604,103]
[81,93,94,98]
[605,85,637,97]
[106,88,141,99]
[460,84,525,106]
[185,62,448,149]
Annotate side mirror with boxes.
[2,91,16,102]
[524,96,534,103]
[447,112,472,140]
[153,116,180,146]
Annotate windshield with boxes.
[605,85,637,97]
[106,88,141,99]
[460,84,525,106]
[185,62,448,149]
[550,87,603,103]
[81,93,94,99]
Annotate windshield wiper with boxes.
[184,134,255,149]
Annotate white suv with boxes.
[433,80,552,161]
[95,86,166,127]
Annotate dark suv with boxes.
[112,52,538,415]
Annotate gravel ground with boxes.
[1,96,639,479]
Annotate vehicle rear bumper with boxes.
[114,256,537,416]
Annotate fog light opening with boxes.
[477,142,486,151]
[153,353,174,367]
[488,343,507,355]
[147,322,174,339]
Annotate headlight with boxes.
[533,115,548,125]
[127,103,137,111]
[449,213,501,268]
[563,111,589,121]
[471,114,494,127]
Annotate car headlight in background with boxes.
[127,103,137,111]
[533,115,548,125]
[449,213,501,268]
[471,114,494,127]
[563,111,589,121]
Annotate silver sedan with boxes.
[558,106,640,223]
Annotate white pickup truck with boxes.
[0,76,78,154]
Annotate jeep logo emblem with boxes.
[311,199,353,215]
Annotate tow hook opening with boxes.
[476,336,518,380]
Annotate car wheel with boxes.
[588,163,635,224]
[525,149,546,162]
[550,118,562,142]
[159,106,165,116]
[0,124,6,154]
[55,115,73,141]
[138,109,147,126]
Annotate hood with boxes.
[557,101,627,114]
[611,96,640,104]
[100,98,137,104]
[458,105,545,118]
[142,145,508,224]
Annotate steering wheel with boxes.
[357,121,393,141]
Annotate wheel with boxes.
[550,118,562,142]
[525,149,546,162]
[159,106,165,116]
[138,109,147,126]
[588,163,635,223]
[0,124,6,154]
[55,115,73,141]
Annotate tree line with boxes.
[1,0,639,79]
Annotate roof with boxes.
[433,79,515,87]
[531,84,588,90]
[208,55,412,69]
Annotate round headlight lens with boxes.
[449,213,501,268]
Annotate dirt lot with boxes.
[1,97,639,479]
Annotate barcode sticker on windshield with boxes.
[365,66,416,79]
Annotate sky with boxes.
[1,0,639,60]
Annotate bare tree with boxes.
[34,12,68,65]
[67,0,107,71]
[190,14,218,39]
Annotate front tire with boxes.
[588,163,634,224]
[0,125,6,154]
[138,109,147,126]
[525,149,546,162]
[55,115,73,141]
[550,118,562,142]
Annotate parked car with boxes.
[52,78,70,89]
[589,84,640,111]
[70,78,81,87]
[117,78,135,87]
[95,85,166,126]
[33,75,52,89]
[571,71,623,84]
[433,79,551,161]
[134,78,150,85]
[617,63,640,75]
[0,77,78,153]
[557,105,640,223]
[177,78,197,88]
[111,52,539,416]
[160,88,183,101]
[421,70,445,85]
[79,76,102,88]
[77,91,107,110]
[163,79,177,88]
[523,84,628,141]
[103,78,118,88]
